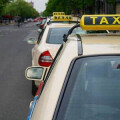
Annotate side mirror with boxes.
[37,29,42,33]
[25,66,46,81]
[27,37,37,44]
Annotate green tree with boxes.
[2,0,39,18]
[42,0,95,16]
[107,0,115,4]
[0,0,12,16]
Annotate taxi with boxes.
[27,14,78,95]
[25,14,120,120]
[36,18,47,28]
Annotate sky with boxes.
[25,0,49,13]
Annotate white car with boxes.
[28,22,108,95]
[25,14,120,120]
[27,22,78,95]
[27,22,109,95]
[27,15,109,95]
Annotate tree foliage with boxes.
[0,0,13,16]
[42,0,95,16]
[1,0,39,18]
[107,0,115,4]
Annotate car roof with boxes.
[48,23,76,28]
[68,33,120,56]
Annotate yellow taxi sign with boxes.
[80,15,120,30]
[53,15,73,21]
[53,12,65,16]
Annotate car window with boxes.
[46,27,70,44]
[56,56,120,120]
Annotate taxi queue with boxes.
[27,13,79,95]
[25,13,120,120]
[26,12,108,96]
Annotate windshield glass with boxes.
[56,56,120,120]
[46,27,70,44]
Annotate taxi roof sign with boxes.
[80,15,120,30]
[53,15,73,21]
[53,12,65,16]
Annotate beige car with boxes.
[27,22,79,95]
[27,23,108,95]
[26,15,120,120]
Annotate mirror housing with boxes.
[27,37,37,44]
[63,34,67,39]
[37,29,42,33]
[25,66,46,81]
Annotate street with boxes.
[0,23,38,120]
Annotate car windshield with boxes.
[46,27,70,44]
[56,56,120,120]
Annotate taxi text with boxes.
[53,15,72,21]
[84,16,120,25]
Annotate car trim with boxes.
[37,27,46,44]
[27,81,44,120]
[42,68,48,81]
[76,34,83,56]
[52,58,76,120]
[53,54,120,120]
[27,96,38,120]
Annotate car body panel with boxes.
[81,34,120,55]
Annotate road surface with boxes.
[0,23,39,120]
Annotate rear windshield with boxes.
[56,56,120,120]
[46,27,70,44]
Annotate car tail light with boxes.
[40,24,44,28]
[38,51,53,67]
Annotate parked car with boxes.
[27,18,33,22]
[27,21,77,95]
[27,14,109,95]
[26,14,120,120]
[36,18,47,28]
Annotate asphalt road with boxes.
[0,22,39,120]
